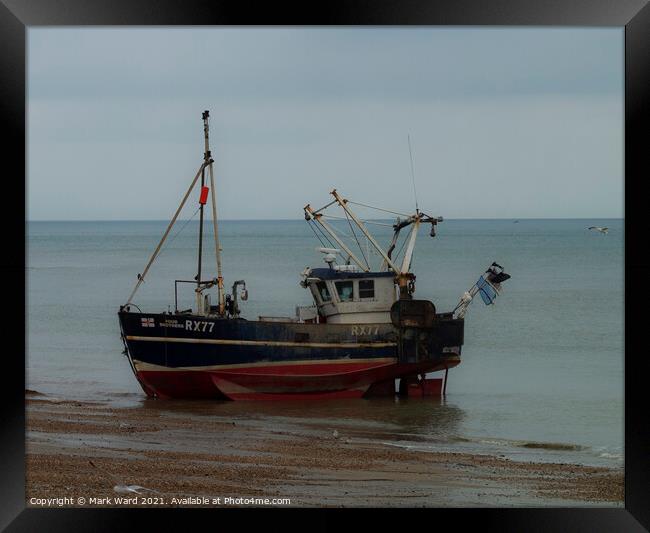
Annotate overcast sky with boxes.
[28,27,623,220]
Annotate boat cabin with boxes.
[300,267,397,324]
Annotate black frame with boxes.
[3,1,648,531]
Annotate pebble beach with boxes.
[26,391,623,508]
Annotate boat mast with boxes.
[196,159,206,294]
[400,218,421,273]
[203,111,226,315]
[123,111,226,313]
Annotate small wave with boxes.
[599,452,623,460]
[478,439,508,446]
[518,441,584,451]
[470,437,585,452]
[381,442,416,450]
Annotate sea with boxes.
[26,218,624,468]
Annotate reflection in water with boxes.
[139,396,466,444]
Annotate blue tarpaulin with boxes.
[477,275,498,305]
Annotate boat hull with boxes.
[118,311,463,400]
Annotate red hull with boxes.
[135,358,460,400]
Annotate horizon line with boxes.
[26,216,624,222]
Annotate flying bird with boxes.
[588,226,608,235]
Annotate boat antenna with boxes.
[407,134,419,214]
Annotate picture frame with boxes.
[2,0,647,530]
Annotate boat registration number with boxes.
[351,325,379,336]
[185,320,215,332]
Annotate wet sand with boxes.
[25,391,623,508]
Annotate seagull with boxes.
[588,226,608,235]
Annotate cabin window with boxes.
[335,281,354,302]
[315,282,331,302]
[359,279,375,299]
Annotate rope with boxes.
[156,206,202,260]
[310,218,361,267]
[313,219,338,250]
[307,220,328,249]
[317,216,355,238]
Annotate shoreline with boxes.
[25,393,623,508]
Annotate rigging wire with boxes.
[307,219,328,249]
[308,195,422,271]
[315,216,353,238]
[343,208,370,270]
[346,200,411,218]
[310,219,357,265]
[156,205,202,260]
[310,217,369,266]
[312,219,338,251]
[320,213,394,227]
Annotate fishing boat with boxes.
[118,111,510,400]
